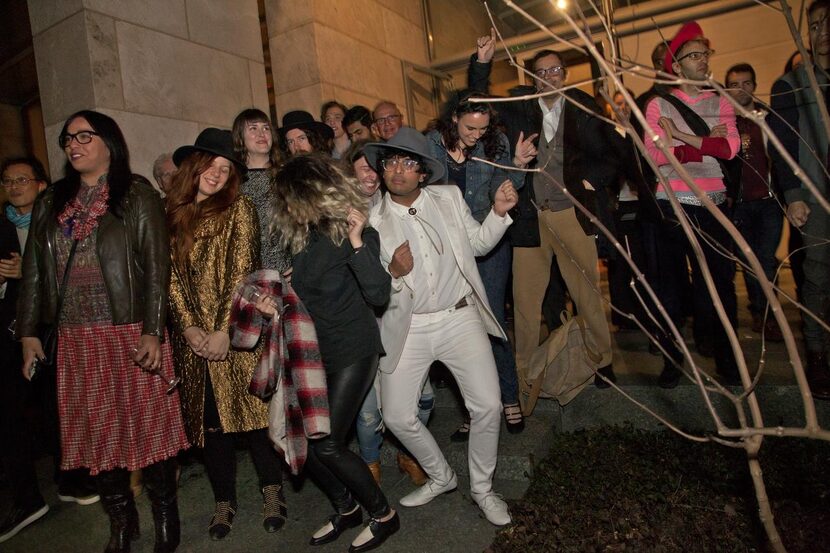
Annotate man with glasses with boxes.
[365,128,517,526]
[0,157,100,543]
[643,20,741,388]
[768,0,830,399]
[469,39,619,391]
[372,101,404,141]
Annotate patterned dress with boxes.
[57,183,189,474]
[241,168,291,272]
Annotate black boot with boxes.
[143,459,180,553]
[96,468,139,553]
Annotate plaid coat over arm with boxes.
[230,269,330,474]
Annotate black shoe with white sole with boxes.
[0,503,49,543]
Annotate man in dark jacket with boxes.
[0,157,101,544]
[768,0,830,399]
[469,40,618,389]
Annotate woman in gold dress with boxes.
[166,128,286,541]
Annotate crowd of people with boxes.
[1,2,829,552]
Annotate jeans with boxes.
[356,377,434,463]
[306,354,390,518]
[732,198,784,316]
[476,236,520,404]
[655,200,737,373]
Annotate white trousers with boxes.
[381,303,502,495]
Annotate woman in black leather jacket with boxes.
[16,110,189,553]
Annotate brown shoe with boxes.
[366,462,381,485]
[396,452,427,486]
[807,351,830,401]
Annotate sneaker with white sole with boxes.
[57,482,100,506]
[399,473,458,507]
[0,503,49,543]
[473,492,511,526]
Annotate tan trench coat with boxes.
[168,196,267,446]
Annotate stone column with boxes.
[28,0,269,182]
[265,0,435,129]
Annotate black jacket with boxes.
[467,56,622,247]
[16,176,170,337]
[0,210,21,334]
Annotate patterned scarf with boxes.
[5,204,31,229]
[57,178,110,240]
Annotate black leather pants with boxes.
[305,353,390,519]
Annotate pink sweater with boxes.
[644,89,739,195]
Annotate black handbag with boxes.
[34,239,79,373]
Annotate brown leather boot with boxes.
[807,351,830,401]
[366,462,381,485]
[396,452,427,486]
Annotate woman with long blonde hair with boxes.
[267,154,398,552]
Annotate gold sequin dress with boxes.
[168,195,267,446]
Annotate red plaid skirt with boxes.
[57,322,190,474]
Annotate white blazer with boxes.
[369,185,511,374]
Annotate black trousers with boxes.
[201,372,282,503]
[305,353,390,519]
[0,342,44,510]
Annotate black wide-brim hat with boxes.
[173,128,247,172]
[363,127,445,184]
[278,110,334,140]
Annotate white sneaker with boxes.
[473,492,511,526]
[399,473,458,507]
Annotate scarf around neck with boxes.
[5,204,31,229]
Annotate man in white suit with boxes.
[365,128,517,526]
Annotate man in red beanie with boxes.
[642,21,741,388]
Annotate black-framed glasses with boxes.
[380,158,420,172]
[60,131,99,148]
[374,114,402,125]
[1,176,38,188]
[535,65,564,78]
[677,49,715,63]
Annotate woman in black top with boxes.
[268,154,398,552]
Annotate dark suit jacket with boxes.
[467,56,622,247]
[0,209,22,339]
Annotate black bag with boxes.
[32,239,79,374]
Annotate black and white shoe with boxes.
[57,482,100,505]
[0,503,49,543]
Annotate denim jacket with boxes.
[426,130,524,222]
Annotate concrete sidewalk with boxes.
[3,268,827,552]
[0,391,539,553]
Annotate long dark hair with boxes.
[55,110,132,218]
[435,91,505,161]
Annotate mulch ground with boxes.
[490,426,830,552]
